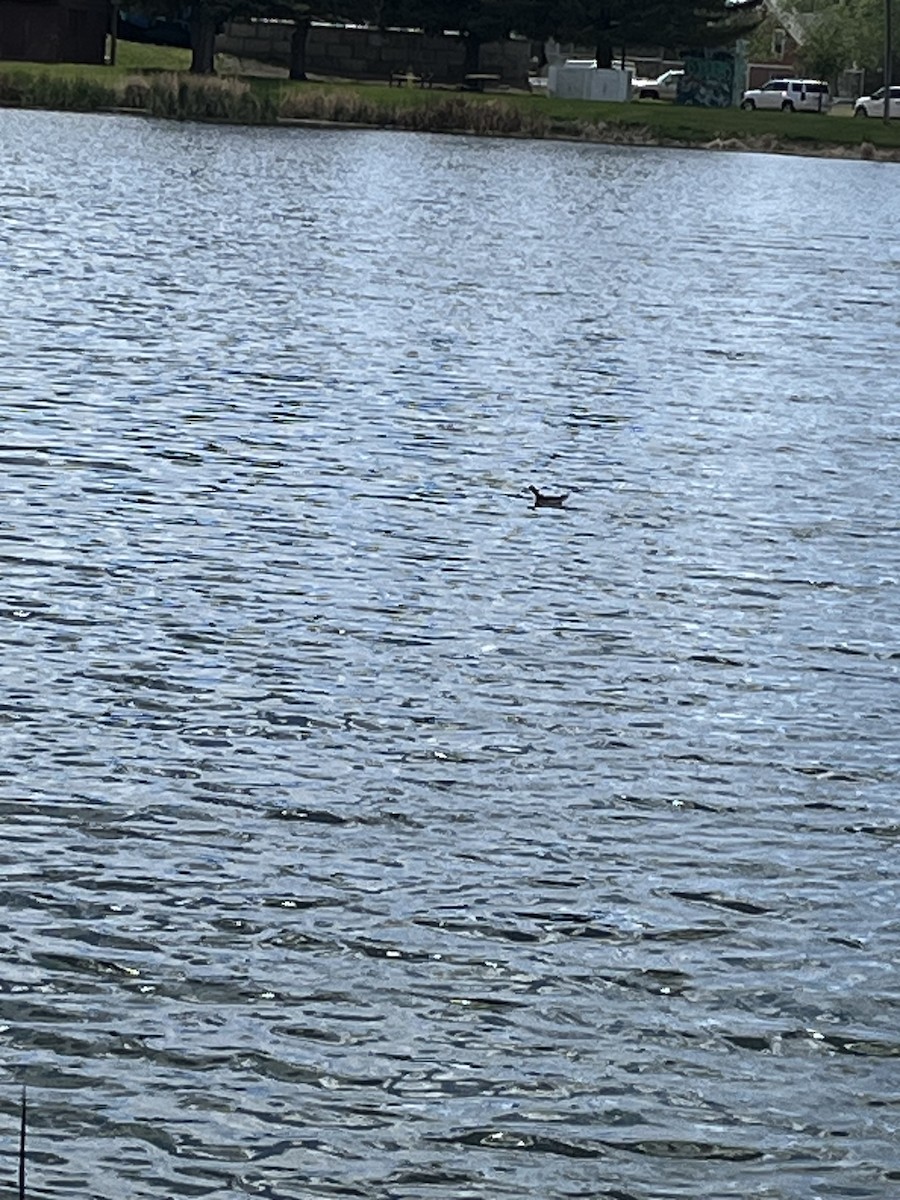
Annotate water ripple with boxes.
[0,109,897,1200]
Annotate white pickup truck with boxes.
[631,69,684,100]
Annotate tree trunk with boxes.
[290,18,311,81]
[190,16,217,75]
[594,33,613,70]
[108,3,119,66]
[462,32,481,77]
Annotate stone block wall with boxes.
[217,21,530,87]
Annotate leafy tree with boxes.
[280,0,378,79]
[188,1,244,73]
[542,0,763,69]
[382,0,522,74]
[267,0,376,80]
[131,0,377,76]
[126,0,250,73]
[132,0,766,78]
[794,5,853,81]
[787,0,897,77]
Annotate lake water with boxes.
[0,107,898,1200]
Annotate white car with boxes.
[853,86,900,118]
[740,78,831,112]
[632,69,683,101]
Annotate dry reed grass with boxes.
[0,72,119,110]
[123,72,278,122]
[278,87,548,137]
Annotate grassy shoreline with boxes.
[2,43,899,161]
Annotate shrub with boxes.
[0,72,119,110]
[132,72,277,123]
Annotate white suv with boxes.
[853,86,900,118]
[740,78,831,112]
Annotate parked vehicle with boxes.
[853,86,900,118]
[740,78,831,112]
[631,69,684,100]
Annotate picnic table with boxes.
[389,70,433,88]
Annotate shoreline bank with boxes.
[6,102,897,163]
[278,116,900,161]
[1,63,898,163]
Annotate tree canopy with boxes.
[130,0,373,73]
[387,0,763,69]
[794,0,894,78]
[537,0,763,68]
[131,0,764,75]
[379,0,525,73]
[748,0,894,82]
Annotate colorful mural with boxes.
[677,52,737,108]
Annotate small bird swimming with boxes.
[528,484,569,509]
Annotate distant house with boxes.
[0,0,110,64]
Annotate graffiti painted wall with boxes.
[676,51,737,108]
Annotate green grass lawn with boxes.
[115,40,191,72]
[0,41,188,78]
[1,40,898,153]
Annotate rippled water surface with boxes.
[1,108,898,1199]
